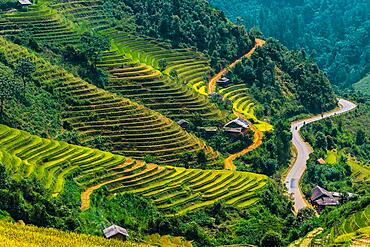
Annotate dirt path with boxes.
[207,40,266,170]
[80,159,135,211]
[208,38,266,94]
[285,99,357,212]
[224,125,263,170]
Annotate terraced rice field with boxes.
[0,37,219,164]
[334,205,370,236]
[219,84,273,131]
[97,49,223,121]
[51,0,112,32]
[110,34,212,95]
[0,124,268,215]
[0,4,80,45]
[0,220,141,247]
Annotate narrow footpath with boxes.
[224,125,263,170]
[208,39,265,94]
[208,39,266,170]
[285,99,357,212]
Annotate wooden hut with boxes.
[103,225,129,241]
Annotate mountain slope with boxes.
[209,0,370,87]
[0,36,219,166]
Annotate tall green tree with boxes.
[15,58,35,92]
[0,63,21,115]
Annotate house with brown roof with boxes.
[310,186,340,210]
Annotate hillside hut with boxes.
[317,158,326,165]
[199,127,218,134]
[177,119,190,129]
[103,225,129,241]
[224,127,244,135]
[217,77,230,86]
[223,117,251,135]
[310,186,340,210]
[18,0,32,6]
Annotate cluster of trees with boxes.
[102,0,255,70]
[302,98,369,164]
[210,0,370,87]
[0,163,81,230]
[0,58,35,116]
[301,93,369,194]
[238,120,291,176]
[229,38,337,115]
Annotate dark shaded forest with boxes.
[209,0,370,87]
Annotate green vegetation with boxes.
[97,42,223,122]
[354,74,370,95]
[0,0,356,246]
[210,0,370,87]
[0,220,143,247]
[0,36,220,167]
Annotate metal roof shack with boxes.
[199,127,218,133]
[224,117,251,130]
[217,77,230,85]
[103,225,129,241]
[177,119,190,129]
[224,127,244,135]
[18,0,32,5]
[317,158,326,165]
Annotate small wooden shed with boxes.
[177,119,190,129]
[103,224,129,241]
[18,0,33,6]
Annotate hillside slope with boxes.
[0,220,144,247]
[0,37,219,166]
[209,0,370,87]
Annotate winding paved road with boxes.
[285,98,357,212]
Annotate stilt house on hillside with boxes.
[177,119,190,130]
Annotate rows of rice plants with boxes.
[219,84,273,132]
[49,0,212,95]
[0,220,141,247]
[0,124,268,215]
[97,49,223,121]
[51,0,112,32]
[332,205,370,237]
[110,34,212,95]
[0,37,219,165]
[0,3,80,45]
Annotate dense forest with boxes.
[209,0,370,87]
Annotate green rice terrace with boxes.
[0,3,80,45]
[0,0,366,246]
[97,46,223,121]
[310,204,370,246]
[219,84,273,132]
[0,37,220,165]
[0,124,267,215]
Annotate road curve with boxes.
[285,98,357,212]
